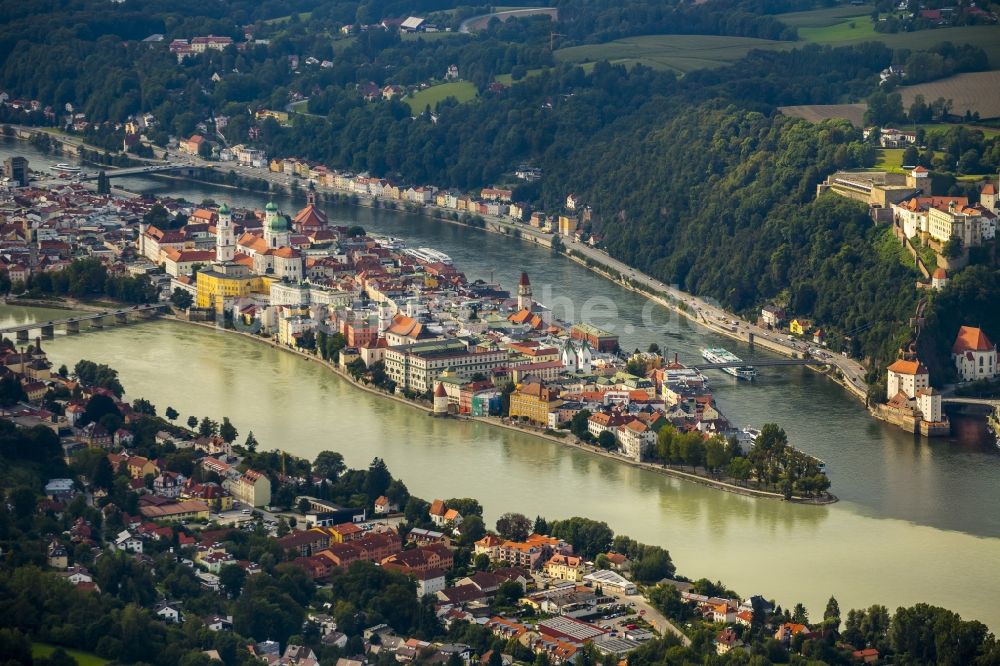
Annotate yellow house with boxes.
[196,266,273,312]
[509,382,562,426]
[544,554,584,582]
[270,159,284,173]
[558,216,578,236]
[789,319,811,336]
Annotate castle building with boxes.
[886,358,929,400]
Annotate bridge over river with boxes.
[81,163,195,180]
[693,357,817,371]
[0,303,169,341]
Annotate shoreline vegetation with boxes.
[3,292,834,504]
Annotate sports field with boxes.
[405,81,478,112]
[555,34,794,73]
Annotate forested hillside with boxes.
[1,0,996,374]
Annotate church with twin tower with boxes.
[195,200,304,312]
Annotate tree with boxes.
[570,409,591,439]
[727,457,751,485]
[165,406,179,422]
[314,451,346,481]
[245,431,258,452]
[597,431,617,451]
[548,517,614,559]
[792,602,809,624]
[198,417,218,438]
[824,596,841,630]
[495,512,531,541]
[132,398,156,416]
[219,417,238,444]
[81,394,120,427]
[404,497,429,523]
[97,170,110,194]
[534,515,549,535]
[704,437,730,474]
[170,287,193,310]
[443,498,484,517]
[364,457,392,500]
[186,416,198,429]
[459,514,486,544]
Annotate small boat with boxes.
[50,163,81,173]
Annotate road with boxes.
[458,7,559,33]
[616,591,691,646]
[555,233,871,399]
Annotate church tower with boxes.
[263,201,289,248]
[216,202,235,263]
[517,271,532,311]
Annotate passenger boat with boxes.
[701,347,757,380]
[49,163,81,173]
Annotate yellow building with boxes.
[789,319,811,336]
[544,554,584,582]
[196,263,273,312]
[509,382,562,426]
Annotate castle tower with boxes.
[263,201,289,248]
[517,271,532,311]
[216,202,235,263]
[433,382,448,416]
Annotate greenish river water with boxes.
[2,139,997,627]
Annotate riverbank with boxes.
[168,314,836,504]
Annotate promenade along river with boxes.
[3,140,999,626]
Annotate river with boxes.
[3,139,998,626]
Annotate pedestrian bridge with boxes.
[0,303,169,341]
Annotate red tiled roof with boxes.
[953,326,995,353]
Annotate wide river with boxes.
[4,140,999,626]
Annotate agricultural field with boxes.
[494,67,547,85]
[32,642,109,666]
[898,71,1000,120]
[554,34,794,73]
[401,31,464,41]
[778,4,876,28]
[779,103,867,126]
[405,80,478,112]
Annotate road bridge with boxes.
[693,358,817,371]
[942,396,1000,407]
[81,163,195,180]
[0,304,169,341]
